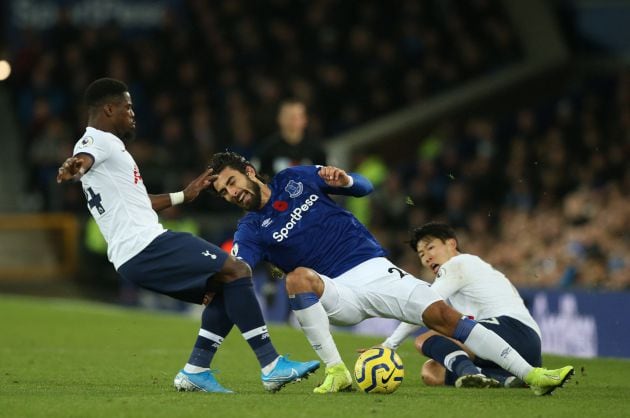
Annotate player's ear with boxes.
[103,103,114,117]
[245,165,256,177]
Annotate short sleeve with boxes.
[73,134,113,169]
[430,258,465,300]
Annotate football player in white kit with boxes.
[382,222,546,389]
[207,152,574,396]
[56,78,319,393]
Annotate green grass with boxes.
[1,295,628,418]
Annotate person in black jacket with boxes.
[256,99,327,176]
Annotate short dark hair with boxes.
[84,78,128,108]
[409,222,460,252]
[207,151,266,193]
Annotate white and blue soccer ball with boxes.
[354,347,404,394]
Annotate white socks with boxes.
[292,302,343,368]
[463,324,533,379]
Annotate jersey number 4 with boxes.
[85,187,105,214]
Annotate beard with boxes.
[242,177,262,211]
[120,126,136,143]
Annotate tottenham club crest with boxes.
[285,180,303,198]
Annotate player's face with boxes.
[416,237,458,276]
[111,92,136,142]
[213,166,262,210]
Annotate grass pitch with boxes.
[1,295,628,418]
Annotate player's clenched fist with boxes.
[318,166,351,187]
[56,157,85,183]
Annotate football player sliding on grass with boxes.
[379,222,550,390]
[207,152,574,395]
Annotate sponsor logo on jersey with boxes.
[77,136,94,148]
[284,180,303,198]
[272,194,319,242]
[261,218,273,228]
[231,243,239,256]
[437,267,445,278]
[133,164,143,184]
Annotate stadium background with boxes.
[0,0,628,357]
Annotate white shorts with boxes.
[319,257,442,326]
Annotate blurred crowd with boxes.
[9,0,521,211]
[7,0,628,292]
[363,73,629,291]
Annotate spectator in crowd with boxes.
[255,99,327,177]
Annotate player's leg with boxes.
[415,331,499,388]
[348,262,499,389]
[215,257,320,392]
[421,359,446,386]
[472,316,542,388]
[120,231,319,392]
[174,293,234,393]
[285,267,353,394]
[421,302,573,395]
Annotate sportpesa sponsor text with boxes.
[272,194,319,242]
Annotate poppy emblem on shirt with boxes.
[273,200,289,211]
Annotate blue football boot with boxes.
[174,369,234,393]
[261,355,320,392]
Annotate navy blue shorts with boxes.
[445,316,542,385]
[118,231,229,304]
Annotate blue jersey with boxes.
[232,166,386,277]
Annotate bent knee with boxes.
[218,256,252,282]
[421,359,446,386]
[285,267,323,295]
[422,300,462,336]
[414,330,439,354]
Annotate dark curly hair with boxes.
[207,152,267,194]
[409,222,461,252]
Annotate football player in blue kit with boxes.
[207,151,574,395]
[56,78,319,394]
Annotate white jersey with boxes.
[433,254,541,337]
[382,253,540,349]
[73,127,165,269]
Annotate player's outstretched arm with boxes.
[56,154,94,183]
[318,166,373,196]
[149,167,215,212]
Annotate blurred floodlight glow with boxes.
[0,60,12,81]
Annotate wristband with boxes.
[169,191,185,206]
[342,175,354,188]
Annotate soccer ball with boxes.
[354,347,404,394]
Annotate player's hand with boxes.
[56,157,84,183]
[202,291,215,306]
[319,166,350,187]
[183,168,215,202]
